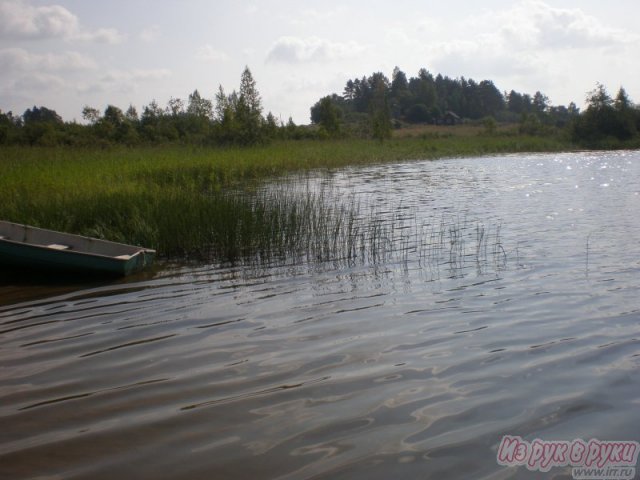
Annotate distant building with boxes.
[441,111,461,125]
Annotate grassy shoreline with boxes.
[0,134,577,261]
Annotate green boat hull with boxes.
[0,221,155,277]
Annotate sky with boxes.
[1,0,639,124]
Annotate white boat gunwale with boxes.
[0,236,148,261]
[0,220,156,275]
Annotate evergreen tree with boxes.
[614,87,632,111]
[235,66,263,144]
[369,81,392,142]
[125,104,139,122]
[214,85,229,122]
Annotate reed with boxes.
[0,136,543,263]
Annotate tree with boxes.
[391,67,409,96]
[235,66,264,144]
[418,68,434,82]
[100,105,138,144]
[82,106,101,124]
[214,85,229,122]
[166,97,184,116]
[285,116,298,139]
[477,80,505,117]
[213,67,265,145]
[614,87,632,111]
[352,76,371,113]
[533,91,549,114]
[314,96,342,137]
[567,102,580,116]
[343,80,356,101]
[0,110,20,144]
[103,105,126,125]
[369,81,392,142]
[572,83,637,144]
[409,76,436,112]
[187,89,213,119]
[140,100,165,141]
[406,103,430,123]
[586,83,613,111]
[125,104,139,122]
[215,87,239,143]
[239,66,262,117]
[612,87,637,138]
[21,106,63,145]
[264,112,279,139]
[23,106,63,125]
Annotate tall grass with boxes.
[0,136,553,263]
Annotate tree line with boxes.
[1,66,639,148]
[571,84,640,147]
[311,67,579,135]
[0,67,311,147]
[310,67,640,146]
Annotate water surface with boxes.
[1,151,640,479]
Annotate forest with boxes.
[311,68,640,147]
[1,66,639,149]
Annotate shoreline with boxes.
[0,136,633,261]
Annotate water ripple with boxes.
[2,151,640,479]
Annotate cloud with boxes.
[0,0,124,43]
[0,0,77,39]
[139,25,160,44]
[76,27,124,44]
[195,45,229,63]
[77,68,172,94]
[495,0,637,50]
[0,48,97,72]
[428,35,540,76]
[14,73,65,91]
[421,0,639,90]
[266,36,365,64]
[101,68,171,84]
[286,6,348,26]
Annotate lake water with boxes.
[2,151,640,479]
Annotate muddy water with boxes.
[1,151,640,479]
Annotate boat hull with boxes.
[0,222,155,277]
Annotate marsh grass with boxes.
[0,137,538,263]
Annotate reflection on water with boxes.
[2,151,640,479]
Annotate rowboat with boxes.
[0,221,156,276]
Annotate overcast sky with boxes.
[1,0,639,124]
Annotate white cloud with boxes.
[101,68,171,84]
[0,48,97,72]
[420,0,639,94]
[140,25,160,44]
[384,27,414,48]
[77,68,172,94]
[428,36,540,77]
[14,73,65,91]
[76,27,125,44]
[0,0,123,43]
[415,17,442,36]
[0,0,78,39]
[195,45,229,63]
[286,6,348,26]
[266,36,366,64]
[492,0,637,50]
